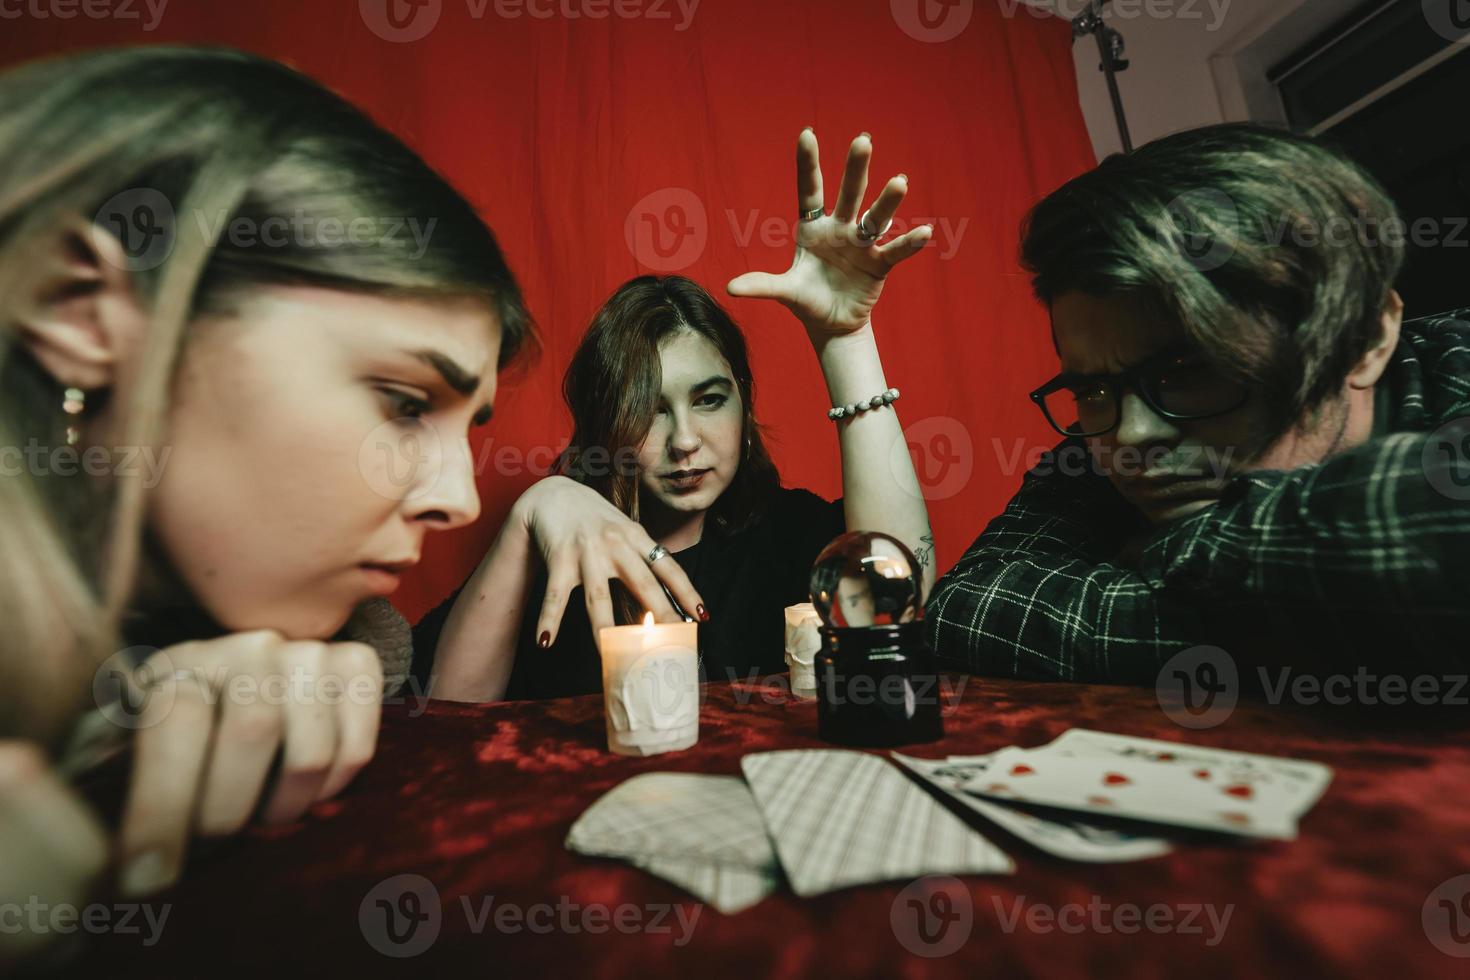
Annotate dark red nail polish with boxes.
[538,631,551,649]
[697,605,710,622]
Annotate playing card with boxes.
[964,745,1301,840]
[1044,729,1333,820]
[628,856,781,915]
[565,773,782,913]
[740,749,1014,896]
[566,773,777,870]
[890,752,1174,863]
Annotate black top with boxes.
[410,487,846,699]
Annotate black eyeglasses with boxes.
[1029,348,1250,438]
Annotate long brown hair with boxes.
[559,275,780,535]
[0,46,535,747]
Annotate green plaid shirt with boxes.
[927,310,1470,686]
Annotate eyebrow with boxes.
[406,348,494,426]
[1061,346,1200,381]
[689,375,733,394]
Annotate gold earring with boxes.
[63,386,86,446]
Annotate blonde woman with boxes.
[0,44,548,940]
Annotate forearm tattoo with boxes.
[914,532,935,570]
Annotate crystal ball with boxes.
[809,531,922,629]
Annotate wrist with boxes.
[508,480,556,540]
[805,319,875,354]
[810,323,889,405]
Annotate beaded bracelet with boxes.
[828,387,900,421]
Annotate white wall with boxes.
[1026,0,1366,161]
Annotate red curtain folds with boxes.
[0,0,1096,622]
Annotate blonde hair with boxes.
[0,46,534,747]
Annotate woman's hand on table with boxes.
[0,741,108,967]
[114,631,383,896]
[727,128,931,339]
[512,476,707,643]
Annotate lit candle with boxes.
[784,603,822,700]
[597,612,699,756]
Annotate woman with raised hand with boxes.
[416,129,935,700]
[0,44,534,927]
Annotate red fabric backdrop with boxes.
[0,0,1095,622]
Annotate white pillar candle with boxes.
[784,603,823,700]
[597,612,699,756]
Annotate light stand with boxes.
[1071,0,1134,153]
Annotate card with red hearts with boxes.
[1043,729,1333,820]
[891,752,1175,863]
[960,745,1304,840]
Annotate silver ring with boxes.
[857,210,893,242]
[646,545,671,565]
[857,210,893,243]
[799,206,825,223]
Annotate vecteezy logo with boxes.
[1424,417,1470,501]
[360,0,442,42]
[359,874,442,957]
[892,416,974,501]
[1423,0,1470,43]
[92,647,172,730]
[358,416,445,502]
[890,876,973,957]
[1156,645,1238,729]
[1423,874,1470,957]
[94,188,176,272]
[636,653,693,715]
[891,0,974,43]
[1159,189,1237,272]
[624,188,708,272]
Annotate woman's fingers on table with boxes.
[318,643,383,801]
[0,743,108,965]
[118,655,217,896]
[118,632,387,891]
[832,133,873,224]
[194,667,281,837]
[796,127,823,215]
[259,642,337,825]
[0,743,108,878]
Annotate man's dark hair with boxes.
[1019,123,1405,435]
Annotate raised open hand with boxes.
[727,129,932,336]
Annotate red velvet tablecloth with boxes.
[89,675,1470,978]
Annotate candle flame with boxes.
[642,611,655,628]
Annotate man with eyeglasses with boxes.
[927,123,1470,689]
